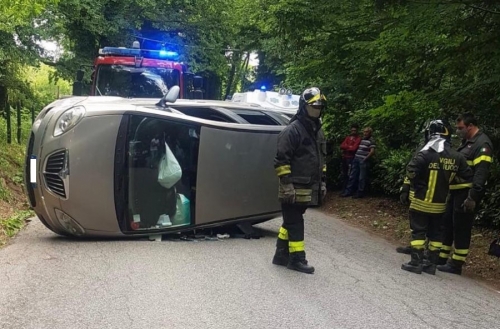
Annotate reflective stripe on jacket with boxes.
[449,131,494,202]
[407,143,473,214]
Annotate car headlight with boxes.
[54,105,86,137]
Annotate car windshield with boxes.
[95,65,180,98]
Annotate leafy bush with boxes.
[0,210,33,238]
[0,178,10,202]
[477,161,500,229]
[371,147,413,196]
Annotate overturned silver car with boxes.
[24,87,284,237]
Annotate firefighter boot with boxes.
[401,249,423,274]
[287,251,315,274]
[396,245,412,254]
[272,238,289,266]
[437,258,463,275]
[422,250,439,275]
[436,256,448,266]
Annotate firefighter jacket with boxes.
[406,141,473,214]
[449,131,494,202]
[274,112,326,206]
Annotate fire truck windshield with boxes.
[94,65,180,98]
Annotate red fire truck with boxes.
[72,41,204,99]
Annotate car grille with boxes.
[25,132,36,207]
[44,150,67,198]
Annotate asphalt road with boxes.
[1,209,499,329]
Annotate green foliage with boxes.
[0,116,29,186]
[477,161,500,228]
[0,0,59,33]
[0,210,34,239]
[0,178,10,202]
[371,148,412,196]
[23,64,72,105]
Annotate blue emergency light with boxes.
[159,50,178,58]
[260,85,266,91]
[100,47,180,61]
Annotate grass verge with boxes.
[0,128,32,247]
[0,210,34,246]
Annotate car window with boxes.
[229,109,282,126]
[261,111,291,125]
[170,106,233,122]
[125,115,201,231]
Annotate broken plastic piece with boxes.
[157,214,172,227]
[149,234,162,241]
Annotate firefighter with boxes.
[401,120,473,275]
[437,113,494,275]
[397,125,437,254]
[272,87,328,274]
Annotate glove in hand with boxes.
[462,197,476,212]
[321,182,327,201]
[400,191,409,206]
[279,180,296,204]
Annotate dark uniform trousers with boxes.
[277,204,308,255]
[439,189,475,264]
[439,130,493,265]
[410,210,443,251]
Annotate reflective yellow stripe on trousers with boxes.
[411,239,426,249]
[278,227,288,240]
[452,248,469,262]
[428,241,442,251]
[289,241,305,253]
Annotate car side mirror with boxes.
[157,85,180,108]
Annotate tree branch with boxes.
[466,4,500,15]
[407,0,500,14]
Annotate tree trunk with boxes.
[224,54,238,100]
[0,85,7,119]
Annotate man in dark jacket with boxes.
[437,113,494,275]
[272,87,327,274]
[340,124,361,194]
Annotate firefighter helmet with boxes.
[424,119,452,143]
[299,87,327,118]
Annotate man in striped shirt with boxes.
[341,127,376,198]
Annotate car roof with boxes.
[61,96,292,125]
[169,100,294,116]
[171,99,264,109]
